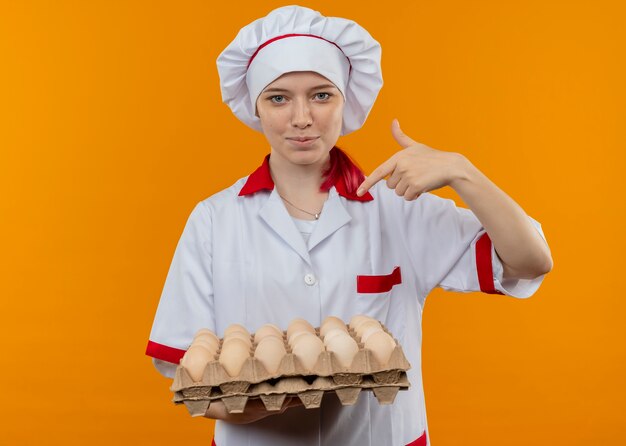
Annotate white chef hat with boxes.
[216,5,383,136]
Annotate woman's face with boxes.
[256,71,344,169]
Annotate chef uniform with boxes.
[145,6,549,446]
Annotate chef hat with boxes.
[216,5,383,135]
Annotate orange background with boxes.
[1,1,624,445]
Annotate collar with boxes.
[238,154,374,201]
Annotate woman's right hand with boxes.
[204,396,303,424]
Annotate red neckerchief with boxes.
[238,154,374,202]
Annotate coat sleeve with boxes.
[145,201,215,377]
[399,192,548,299]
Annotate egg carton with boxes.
[173,324,409,385]
[172,342,410,389]
[175,372,410,416]
[170,322,411,415]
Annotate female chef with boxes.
[146,5,553,446]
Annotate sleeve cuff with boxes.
[145,340,187,364]
[491,242,546,298]
[152,358,178,379]
[481,216,548,299]
[476,232,505,295]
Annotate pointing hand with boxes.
[357,119,468,200]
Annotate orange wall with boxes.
[1,1,624,445]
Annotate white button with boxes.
[304,274,317,286]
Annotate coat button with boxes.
[304,273,317,286]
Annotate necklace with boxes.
[279,194,322,220]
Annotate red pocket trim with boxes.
[357,266,402,293]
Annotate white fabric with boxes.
[247,36,351,111]
[147,174,548,446]
[291,216,317,243]
[216,5,383,135]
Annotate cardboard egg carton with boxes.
[170,323,411,416]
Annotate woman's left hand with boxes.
[356,119,469,200]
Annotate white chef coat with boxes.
[146,154,548,446]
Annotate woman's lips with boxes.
[286,136,319,147]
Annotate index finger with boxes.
[357,157,397,196]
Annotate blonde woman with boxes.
[147,6,553,446]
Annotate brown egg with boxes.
[193,332,220,348]
[356,320,382,339]
[288,330,317,348]
[255,332,284,345]
[364,331,396,366]
[320,316,348,338]
[219,337,251,377]
[224,330,252,347]
[360,326,384,344]
[224,323,250,337]
[349,314,372,330]
[256,334,286,349]
[194,328,219,342]
[253,324,284,343]
[194,330,219,341]
[323,328,351,346]
[292,334,324,371]
[191,337,218,355]
[326,334,359,368]
[254,337,287,374]
[181,345,213,381]
[221,336,252,351]
[185,342,213,354]
[287,319,315,341]
[291,331,318,343]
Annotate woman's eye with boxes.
[315,92,330,100]
[270,95,285,103]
